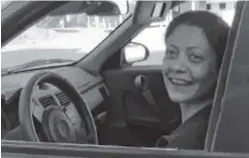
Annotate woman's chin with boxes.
[168,92,192,103]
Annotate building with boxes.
[172,1,237,25]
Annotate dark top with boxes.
[156,105,212,150]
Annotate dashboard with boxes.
[1,66,109,137]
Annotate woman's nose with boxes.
[170,56,187,73]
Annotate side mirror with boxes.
[123,42,149,64]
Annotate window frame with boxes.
[207,1,249,153]
[2,140,249,158]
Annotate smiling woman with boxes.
[1,1,132,72]
[158,10,230,149]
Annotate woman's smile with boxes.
[164,75,199,96]
[168,77,193,86]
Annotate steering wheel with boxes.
[18,71,98,144]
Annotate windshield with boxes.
[1,2,133,71]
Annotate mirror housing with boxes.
[49,1,129,17]
[123,42,149,64]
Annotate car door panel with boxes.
[102,66,181,146]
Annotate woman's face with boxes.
[162,25,218,104]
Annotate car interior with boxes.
[1,0,237,149]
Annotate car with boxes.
[2,1,249,158]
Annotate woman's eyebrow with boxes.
[168,44,179,50]
[187,46,199,50]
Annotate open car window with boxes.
[2,0,249,158]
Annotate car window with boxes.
[128,1,236,66]
[1,2,132,71]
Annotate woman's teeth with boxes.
[169,78,191,85]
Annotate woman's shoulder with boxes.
[156,104,212,150]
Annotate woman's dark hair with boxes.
[165,11,230,69]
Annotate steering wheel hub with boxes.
[42,106,77,143]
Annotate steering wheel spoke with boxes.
[31,98,45,123]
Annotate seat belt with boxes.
[134,75,160,114]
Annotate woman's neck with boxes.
[180,99,212,123]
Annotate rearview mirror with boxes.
[49,1,129,16]
[123,42,149,64]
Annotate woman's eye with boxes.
[165,50,177,59]
[189,54,204,63]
